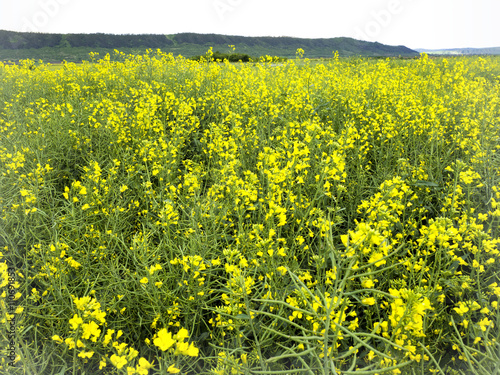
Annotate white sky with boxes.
[0,0,498,50]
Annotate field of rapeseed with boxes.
[1,50,500,374]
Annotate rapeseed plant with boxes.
[1,51,499,374]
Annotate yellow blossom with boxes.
[154,329,176,351]
[362,297,376,306]
[167,364,181,373]
[69,314,83,330]
[110,354,128,369]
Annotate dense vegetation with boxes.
[0,30,173,49]
[0,30,418,62]
[189,49,288,63]
[1,52,500,374]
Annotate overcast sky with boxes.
[0,0,498,50]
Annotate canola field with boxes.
[1,51,500,374]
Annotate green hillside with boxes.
[0,30,418,62]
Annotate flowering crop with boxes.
[1,50,500,374]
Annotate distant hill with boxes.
[0,30,173,50]
[0,30,418,62]
[166,33,418,58]
[416,47,500,55]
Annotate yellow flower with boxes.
[136,357,154,375]
[185,342,199,357]
[103,329,115,345]
[478,317,493,332]
[81,321,101,341]
[211,258,221,266]
[362,297,376,306]
[110,354,128,369]
[69,314,83,330]
[74,296,91,310]
[138,357,153,368]
[99,359,107,369]
[65,257,81,269]
[91,309,106,324]
[113,342,128,355]
[154,329,176,351]
[127,347,139,361]
[175,340,189,355]
[478,213,488,221]
[361,279,375,289]
[368,252,386,267]
[453,302,469,316]
[52,335,63,344]
[140,277,149,284]
[277,266,287,275]
[149,264,162,275]
[175,328,189,341]
[78,351,94,358]
[167,364,181,373]
[480,306,490,314]
[64,338,75,349]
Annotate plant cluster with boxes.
[1,50,500,374]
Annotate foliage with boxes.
[190,50,255,63]
[189,49,288,63]
[0,30,173,50]
[1,51,500,374]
